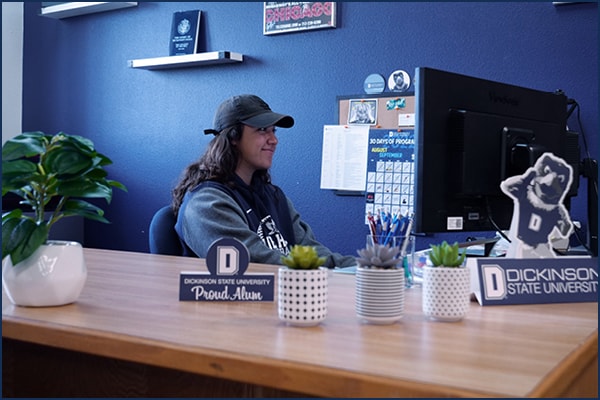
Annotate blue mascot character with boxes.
[500,152,574,258]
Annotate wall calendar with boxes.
[364,128,415,224]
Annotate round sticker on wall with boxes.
[388,70,411,92]
[363,73,385,94]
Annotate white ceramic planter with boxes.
[2,241,87,307]
[422,266,470,321]
[355,266,405,325]
[278,267,328,326]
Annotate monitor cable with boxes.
[567,98,598,256]
[485,197,511,243]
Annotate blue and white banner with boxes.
[469,257,598,305]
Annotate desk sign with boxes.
[468,257,598,306]
[179,238,274,302]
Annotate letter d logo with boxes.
[205,238,250,276]
[217,246,239,275]
[481,264,506,300]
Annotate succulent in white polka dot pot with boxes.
[422,241,470,322]
[278,245,328,327]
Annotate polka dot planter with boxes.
[422,266,470,322]
[278,267,328,327]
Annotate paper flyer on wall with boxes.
[320,125,369,191]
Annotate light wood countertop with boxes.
[2,248,597,397]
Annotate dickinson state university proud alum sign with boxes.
[179,238,274,302]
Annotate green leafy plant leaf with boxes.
[2,131,127,265]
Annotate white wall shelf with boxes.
[40,2,137,19]
[128,51,244,70]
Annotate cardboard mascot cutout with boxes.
[500,152,574,258]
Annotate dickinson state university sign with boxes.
[469,257,598,305]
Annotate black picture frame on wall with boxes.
[263,2,336,35]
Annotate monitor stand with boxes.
[460,237,501,257]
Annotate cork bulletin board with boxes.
[337,93,415,129]
[334,93,417,222]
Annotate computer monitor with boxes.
[413,67,580,235]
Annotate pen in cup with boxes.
[367,212,378,244]
[399,215,414,287]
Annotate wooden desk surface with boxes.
[2,248,598,397]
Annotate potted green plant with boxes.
[355,242,405,324]
[422,241,470,321]
[278,245,328,326]
[2,131,127,306]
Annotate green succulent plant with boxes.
[428,241,466,267]
[355,243,402,269]
[2,131,127,265]
[281,245,326,270]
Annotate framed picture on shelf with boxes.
[263,2,336,35]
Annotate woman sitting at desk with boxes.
[172,94,355,267]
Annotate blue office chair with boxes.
[149,205,183,256]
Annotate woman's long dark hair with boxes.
[171,124,271,215]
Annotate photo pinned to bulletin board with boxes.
[348,99,378,125]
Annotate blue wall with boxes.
[22,2,598,257]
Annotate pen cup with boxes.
[411,248,431,286]
[366,234,415,288]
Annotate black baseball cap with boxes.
[204,94,294,135]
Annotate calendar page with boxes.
[364,128,415,223]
